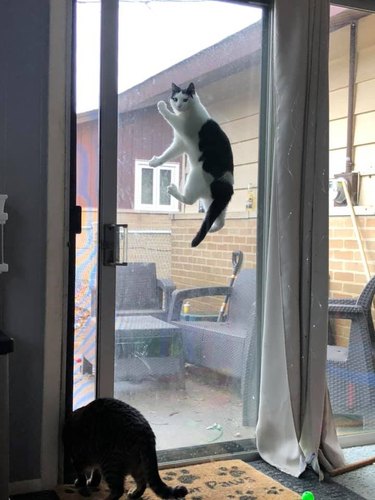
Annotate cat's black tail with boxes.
[191,179,233,247]
[143,448,188,499]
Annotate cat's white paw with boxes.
[209,219,225,233]
[157,101,167,113]
[167,184,179,196]
[149,156,162,167]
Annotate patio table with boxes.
[115,315,184,386]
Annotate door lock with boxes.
[103,224,128,266]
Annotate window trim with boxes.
[332,0,375,11]
[134,159,180,212]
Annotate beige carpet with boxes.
[56,459,301,499]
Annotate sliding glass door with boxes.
[328,2,375,444]
[112,0,264,457]
[74,0,267,460]
[72,0,375,465]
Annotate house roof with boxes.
[117,20,262,114]
[78,20,262,124]
[77,7,370,124]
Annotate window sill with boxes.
[171,211,257,220]
[329,205,375,216]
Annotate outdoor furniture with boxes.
[329,275,375,349]
[91,263,175,320]
[326,275,375,428]
[115,315,184,387]
[115,263,175,319]
[167,268,257,393]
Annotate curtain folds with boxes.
[255,0,346,478]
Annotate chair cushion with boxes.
[178,321,248,378]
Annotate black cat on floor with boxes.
[63,398,188,499]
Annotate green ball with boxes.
[301,492,315,500]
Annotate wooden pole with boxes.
[329,456,375,477]
[217,250,243,322]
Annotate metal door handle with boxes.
[103,224,128,266]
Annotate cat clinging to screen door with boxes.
[149,82,234,247]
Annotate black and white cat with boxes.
[149,82,234,247]
[63,398,188,499]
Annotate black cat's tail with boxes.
[143,448,188,499]
[191,179,234,247]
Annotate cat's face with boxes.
[170,82,195,113]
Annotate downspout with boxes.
[340,22,371,280]
[332,24,369,281]
[337,177,371,281]
[346,21,357,173]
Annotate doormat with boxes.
[56,459,301,499]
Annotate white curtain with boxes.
[255,0,346,478]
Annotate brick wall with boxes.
[78,208,374,327]
[170,214,257,314]
[329,213,375,345]
[329,214,375,296]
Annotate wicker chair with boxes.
[329,276,375,348]
[167,268,257,393]
[91,263,175,320]
[326,276,375,428]
[115,263,175,319]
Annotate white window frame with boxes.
[134,160,180,212]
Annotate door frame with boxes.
[42,0,74,489]
[67,0,272,470]
[95,0,119,398]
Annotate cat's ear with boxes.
[186,82,195,96]
[171,83,180,94]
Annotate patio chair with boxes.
[326,275,375,428]
[167,268,257,393]
[91,263,175,320]
[116,263,175,319]
[328,275,375,349]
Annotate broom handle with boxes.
[329,456,375,477]
[217,250,243,322]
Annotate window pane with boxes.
[76,0,264,458]
[73,0,101,410]
[141,168,153,204]
[159,169,171,205]
[116,0,263,461]
[328,4,375,438]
